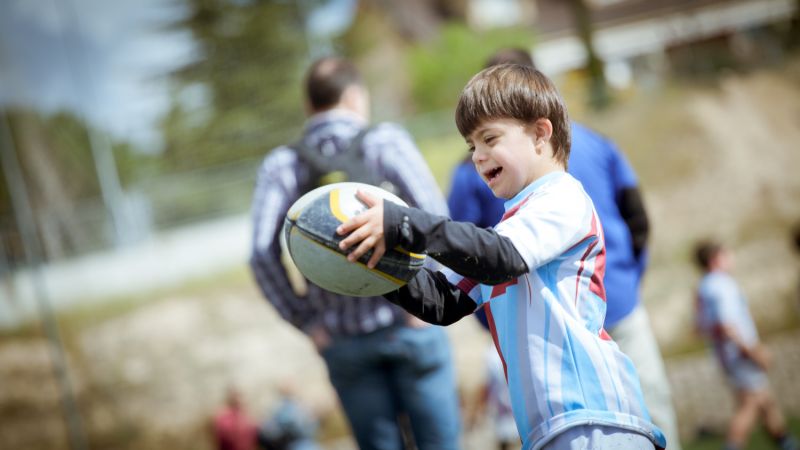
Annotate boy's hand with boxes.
[749,344,772,370]
[337,190,386,269]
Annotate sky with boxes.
[0,0,357,153]
[0,0,197,152]
[307,0,356,38]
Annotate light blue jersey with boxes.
[444,172,665,450]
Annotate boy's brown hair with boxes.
[484,47,535,68]
[455,64,571,166]
[694,240,722,270]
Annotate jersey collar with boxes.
[504,171,565,211]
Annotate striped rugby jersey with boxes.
[443,172,666,450]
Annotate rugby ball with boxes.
[283,182,426,297]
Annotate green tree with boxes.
[0,108,150,259]
[407,23,537,114]
[567,0,610,110]
[161,0,310,171]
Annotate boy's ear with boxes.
[529,118,553,148]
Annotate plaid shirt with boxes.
[250,109,448,337]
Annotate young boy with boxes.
[336,64,666,449]
[694,241,798,450]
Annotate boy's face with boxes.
[713,248,734,272]
[467,118,546,199]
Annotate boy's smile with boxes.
[467,117,555,199]
[483,166,503,186]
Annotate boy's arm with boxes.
[383,268,480,325]
[704,279,771,369]
[383,202,528,285]
[717,324,771,369]
[337,189,526,325]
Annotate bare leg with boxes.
[758,391,800,450]
[726,390,761,448]
[758,390,787,439]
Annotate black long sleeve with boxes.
[617,186,649,257]
[384,202,528,285]
[385,269,480,325]
[381,202,529,326]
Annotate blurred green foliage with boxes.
[407,23,537,113]
[337,4,397,59]
[0,109,152,207]
[0,108,159,262]
[160,0,309,171]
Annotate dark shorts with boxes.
[726,358,768,391]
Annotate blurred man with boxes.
[448,47,682,450]
[250,56,460,450]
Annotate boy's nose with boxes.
[471,148,486,165]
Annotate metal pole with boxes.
[0,223,12,314]
[0,218,9,278]
[53,0,132,247]
[0,112,89,450]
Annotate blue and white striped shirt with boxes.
[250,109,448,336]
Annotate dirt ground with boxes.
[1,290,798,450]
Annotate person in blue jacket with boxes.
[447,47,682,450]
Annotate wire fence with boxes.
[0,157,262,272]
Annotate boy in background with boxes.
[338,64,666,449]
[695,241,797,450]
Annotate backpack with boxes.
[288,126,397,196]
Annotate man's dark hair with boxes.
[305,57,363,111]
[485,47,535,69]
[694,240,722,270]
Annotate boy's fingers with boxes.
[355,190,379,207]
[347,236,376,262]
[367,242,386,268]
[339,225,370,251]
[337,213,367,236]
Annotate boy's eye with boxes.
[467,145,475,153]
[484,136,496,145]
